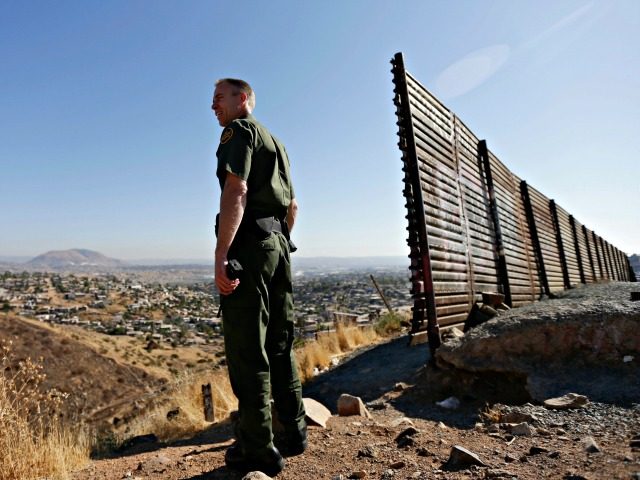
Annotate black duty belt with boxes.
[253,215,297,252]
[255,216,283,235]
[215,213,297,252]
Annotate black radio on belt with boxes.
[227,259,243,279]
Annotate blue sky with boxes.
[1,0,638,260]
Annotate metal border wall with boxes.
[391,53,634,339]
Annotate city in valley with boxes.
[0,263,412,352]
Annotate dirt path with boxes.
[302,335,429,408]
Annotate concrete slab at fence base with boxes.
[431,283,640,405]
[410,331,429,346]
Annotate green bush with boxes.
[374,312,403,336]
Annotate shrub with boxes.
[0,341,89,479]
[375,311,404,336]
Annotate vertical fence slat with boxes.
[570,215,586,284]
[550,200,571,289]
[478,140,512,306]
[521,181,551,296]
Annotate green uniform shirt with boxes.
[216,114,294,219]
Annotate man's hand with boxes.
[215,254,239,295]
[214,172,247,295]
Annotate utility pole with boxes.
[369,275,394,314]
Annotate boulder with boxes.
[543,393,589,410]
[444,445,487,470]
[583,436,601,453]
[337,394,371,418]
[242,473,272,480]
[509,422,533,436]
[303,397,332,427]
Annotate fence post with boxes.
[520,181,550,297]
[549,200,571,289]
[608,243,619,280]
[591,231,604,279]
[609,245,619,280]
[569,216,586,284]
[616,248,627,282]
[581,225,596,282]
[391,52,440,355]
[602,240,611,279]
[202,383,214,422]
[599,236,611,279]
[478,140,512,307]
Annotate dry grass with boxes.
[120,367,236,443]
[120,323,385,442]
[0,341,90,480]
[296,323,380,382]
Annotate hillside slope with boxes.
[0,314,165,426]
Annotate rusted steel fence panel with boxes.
[581,225,597,281]
[599,236,611,279]
[555,205,582,287]
[405,71,471,327]
[454,120,501,300]
[615,247,625,280]
[574,219,594,283]
[616,248,625,280]
[390,52,633,336]
[491,162,540,305]
[525,185,565,294]
[569,215,586,284]
[608,242,620,280]
[592,231,605,279]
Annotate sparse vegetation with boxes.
[296,322,383,382]
[0,341,90,479]
[119,368,236,443]
[117,321,400,445]
[374,311,405,335]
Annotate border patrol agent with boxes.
[212,78,306,476]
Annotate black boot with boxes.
[275,425,307,457]
[225,442,285,476]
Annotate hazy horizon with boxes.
[0,251,411,265]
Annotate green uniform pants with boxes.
[222,230,306,455]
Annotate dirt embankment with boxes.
[0,314,166,425]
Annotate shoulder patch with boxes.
[220,127,234,144]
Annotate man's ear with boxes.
[239,92,248,106]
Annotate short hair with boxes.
[216,78,256,111]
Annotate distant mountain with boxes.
[27,249,124,269]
